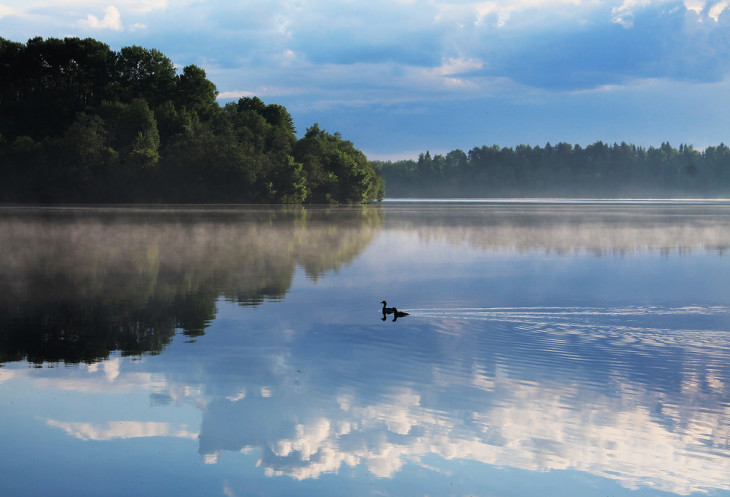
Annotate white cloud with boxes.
[46,419,198,441]
[102,357,121,381]
[708,0,728,19]
[79,5,123,31]
[217,91,257,100]
[226,389,247,402]
[611,0,660,27]
[434,0,591,28]
[0,4,20,18]
[433,56,484,76]
[679,0,729,20]
[241,375,730,494]
[216,85,308,101]
[5,357,192,401]
[421,56,485,88]
[684,0,706,14]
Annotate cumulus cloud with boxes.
[202,376,730,493]
[79,5,123,31]
[684,0,706,14]
[708,0,729,19]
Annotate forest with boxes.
[374,142,730,198]
[4,38,730,203]
[0,36,384,204]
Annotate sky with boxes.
[1,0,730,160]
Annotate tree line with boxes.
[0,36,384,203]
[374,142,730,198]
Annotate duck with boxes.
[380,300,395,315]
[391,307,409,322]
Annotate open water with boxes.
[1,200,730,497]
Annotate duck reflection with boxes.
[381,301,408,321]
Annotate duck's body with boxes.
[380,300,395,315]
[392,307,409,321]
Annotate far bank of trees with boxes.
[375,142,730,198]
[0,36,384,203]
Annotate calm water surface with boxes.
[1,201,730,497]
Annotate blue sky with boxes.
[2,0,730,159]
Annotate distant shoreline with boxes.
[382,197,730,205]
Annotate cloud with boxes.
[163,0,730,110]
[2,0,730,156]
[46,419,198,441]
[435,0,592,28]
[216,85,308,101]
[684,0,706,14]
[201,377,730,493]
[682,0,730,19]
[611,0,657,27]
[79,5,123,31]
[708,0,729,19]
[0,4,20,18]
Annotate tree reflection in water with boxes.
[0,205,383,364]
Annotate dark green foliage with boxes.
[0,37,382,204]
[114,45,176,107]
[176,64,218,118]
[375,141,730,198]
[294,124,384,203]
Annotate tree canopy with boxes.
[375,142,730,198]
[0,36,384,204]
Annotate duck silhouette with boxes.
[381,300,395,315]
[391,307,409,322]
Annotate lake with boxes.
[1,200,730,497]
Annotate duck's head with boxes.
[380,300,387,304]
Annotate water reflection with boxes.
[384,203,730,254]
[10,302,727,495]
[1,203,730,497]
[0,205,383,364]
[185,303,730,494]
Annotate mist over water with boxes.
[1,202,729,497]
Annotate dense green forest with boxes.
[0,37,384,203]
[374,142,730,198]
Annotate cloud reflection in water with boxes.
[3,203,730,497]
[188,304,730,495]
